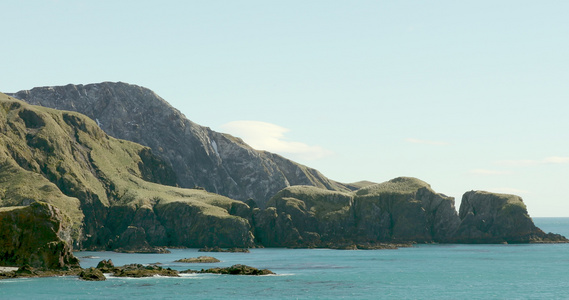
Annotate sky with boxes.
[1,1,568,217]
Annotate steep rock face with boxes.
[0,203,79,269]
[255,177,461,247]
[10,82,350,207]
[0,94,255,253]
[453,191,568,243]
[353,177,460,243]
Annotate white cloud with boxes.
[468,169,511,175]
[405,138,449,146]
[543,156,569,164]
[496,156,569,166]
[219,120,333,160]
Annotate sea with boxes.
[1,218,568,299]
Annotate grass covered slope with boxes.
[0,93,255,254]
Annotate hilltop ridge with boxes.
[9,82,351,207]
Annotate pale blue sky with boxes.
[2,1,568,216]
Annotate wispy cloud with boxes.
[405,138,448,146]
[219,120,333,161]
[496,156,569,167]
[468,169,511,175]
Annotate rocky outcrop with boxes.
[253,177,462,247]
[0,203,79,269]
[0,93,256,255]
[10,82,352,207]
[0,90,565,263]
[254,180,566,246]
[195,264,274,275]
[79,267,106,281]
[175,256,220,263]
[452,191,568,243]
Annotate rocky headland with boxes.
[0,84,566,273]
[8,82,352,208]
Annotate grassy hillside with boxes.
[0,93,254,250]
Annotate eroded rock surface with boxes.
[10,82,352,207]
[453,191,568,243]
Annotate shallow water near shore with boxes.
[1,218,568,299]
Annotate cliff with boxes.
[0,93,255,256]
[0,86,565,271]
[0,203,79,269]
[452,191,567,243]
[254,179,567,247]
[254,177,461,247]
[9,82,351,207]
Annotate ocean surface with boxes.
[1,218,568,299]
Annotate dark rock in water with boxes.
[96,259,114,271]
[328,242,412,250]
[198,264,274,275]
[452,191,569,243]
[111,264,179,278]
[199,246,250,253]
[79,267,106,281]
[175,256,220,263]
[114,246,171,254]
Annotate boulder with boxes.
[79,267,106,281]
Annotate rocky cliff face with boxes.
[0,88,565,271]
[253,177,462,247]
[452,191,567,243]
[253,179,567,246]
[0,203,79,269]
[0,93,255,256]
[9,82,350,207]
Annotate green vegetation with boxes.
[0,93,253,251]
[355,177,431,196]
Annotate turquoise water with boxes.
[1,218,568,299]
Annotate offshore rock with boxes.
[453,191,569,243]
[79,267,106,281]
[10,82,352,207]
[175,256,220,263]
[197,264,274,276]
[198,246,250,253]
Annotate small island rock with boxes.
[79,268,106,281]
[175,256,220,263]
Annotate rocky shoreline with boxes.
[0,259,275,281]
